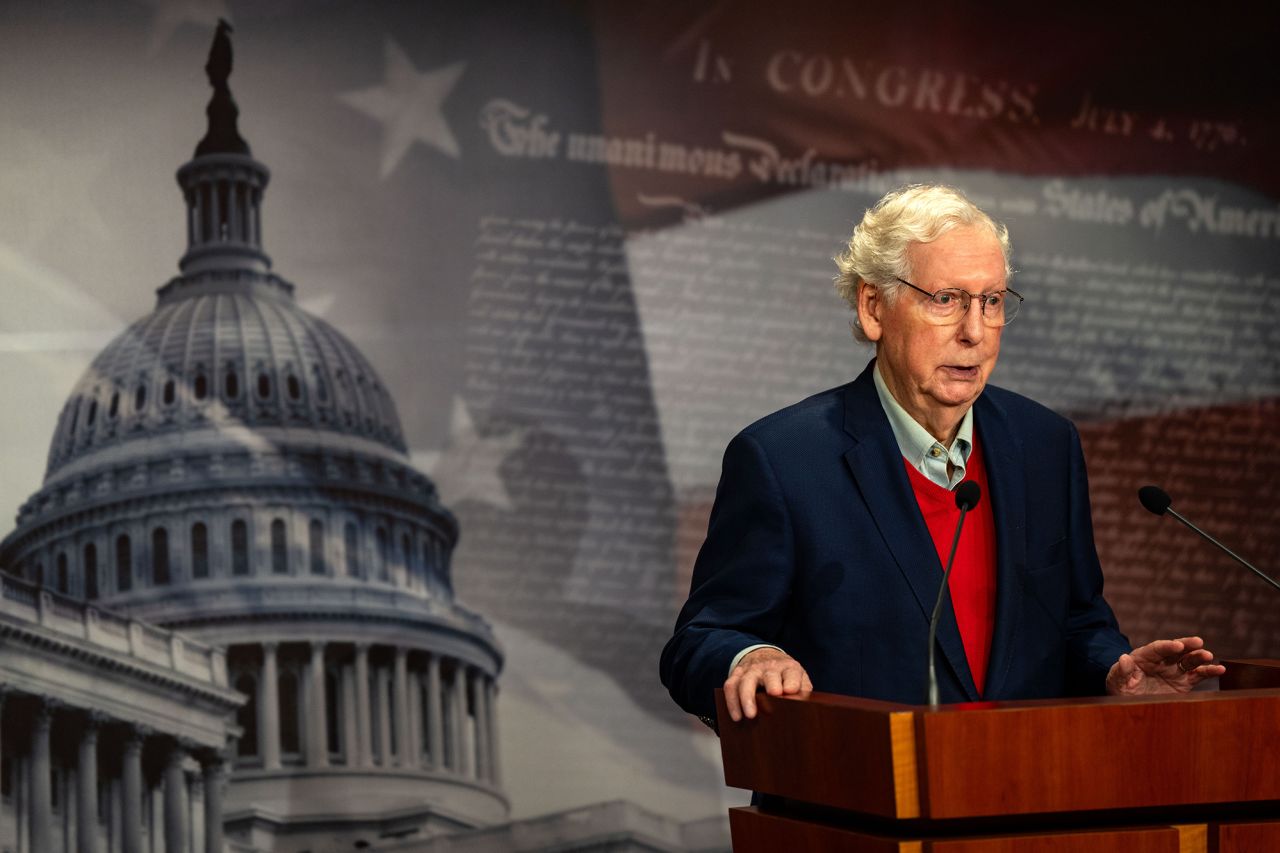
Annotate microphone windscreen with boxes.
[955,480,981,511]
[1138,485,1172,516]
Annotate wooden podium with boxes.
[716,660,1280,852]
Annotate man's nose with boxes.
[958,296,986,343]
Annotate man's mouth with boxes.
[941,365,979,378]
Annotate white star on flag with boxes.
[413,398,524,511]
[338,38,465,178]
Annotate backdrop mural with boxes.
[1,2,1277,851]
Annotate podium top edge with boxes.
[723,685,1280,717]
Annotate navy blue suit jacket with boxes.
[660,361,1131,721]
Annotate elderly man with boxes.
[660,184,1223,726]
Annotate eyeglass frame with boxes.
[893,277,1024,326]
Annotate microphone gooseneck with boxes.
[1136,485,1280,593]
[926,481,982,706]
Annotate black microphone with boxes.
[1138,485,1280,593]
[927,481,981,706]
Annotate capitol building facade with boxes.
[0,23,732,853]
[0,25,503,853]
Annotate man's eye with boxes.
[983,293,1004,307]
[934,292,957,305]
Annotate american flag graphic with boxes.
[1,0,1277,825]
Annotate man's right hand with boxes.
[723,647,813,722]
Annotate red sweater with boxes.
[902,437,997,695]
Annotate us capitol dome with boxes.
[0,22,505,851]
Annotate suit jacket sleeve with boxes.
[659,430,795,721]
[1063,421,1132,694]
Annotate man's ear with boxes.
[856,279,884,342]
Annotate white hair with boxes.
[833,184,1012,342]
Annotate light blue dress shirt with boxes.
[872,362,974,491]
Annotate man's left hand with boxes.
[1105,636,1226,695]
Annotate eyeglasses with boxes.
[895,278,1023,326]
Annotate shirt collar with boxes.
[873,360,974,489]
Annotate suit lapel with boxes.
[840,363,980,702]
[972,391,1027,700]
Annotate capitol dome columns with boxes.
[77,713,105,853]
[259,642,282,769]
[472,668,490,781]
[226,641,499,777]
[163,740,189,852]
[0,654,500,847]
[355,642,373,767]
[394,646,411,767]
[426,653,445,768]
[487,678,502,785]
[201,752,227,853]
[122,727,146,853]
[407,665,424,768]
[307,641,328,768]
[29,699,54,853]
[376,664,393,765]
[448,667,467,776]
